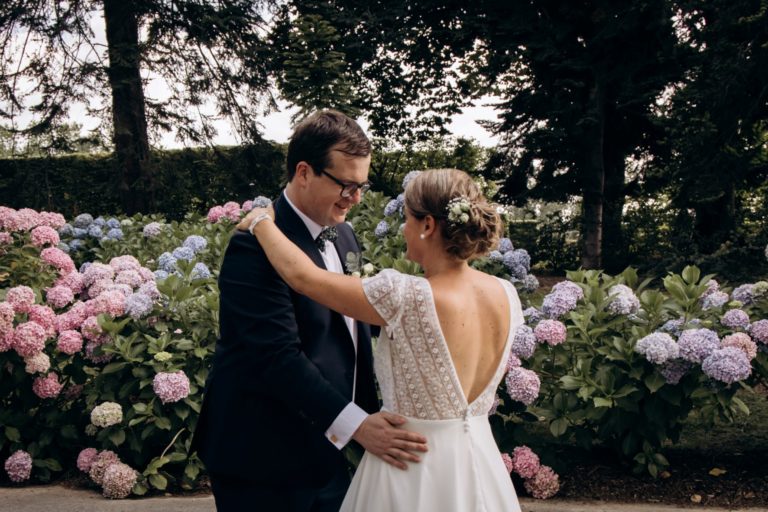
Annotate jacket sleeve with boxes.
[217,231,350,431]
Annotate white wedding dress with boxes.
[341,269,523,512]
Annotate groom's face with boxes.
[296,147,370,227]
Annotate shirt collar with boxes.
[282,190,325,240]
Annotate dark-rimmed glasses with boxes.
[318,168,371,198]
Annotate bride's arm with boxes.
[238,208,386,326]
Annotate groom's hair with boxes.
[285,109,371,182]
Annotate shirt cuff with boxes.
[325,402,368,449]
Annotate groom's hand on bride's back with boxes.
[352,411,428,470]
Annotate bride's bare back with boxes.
[429,268,511,404]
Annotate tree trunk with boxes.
[602,137,627,273]
[693,185,736,254]
[580,81,606,269]
[103,0,153,214]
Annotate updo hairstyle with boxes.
[404,169,504,260]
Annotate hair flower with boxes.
[446,196,472,225]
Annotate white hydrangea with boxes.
[90,401,123,428]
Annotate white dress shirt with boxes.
[283,192,368,449]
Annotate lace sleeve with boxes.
[362,269,407,325]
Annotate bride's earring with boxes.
[419,234,425,240]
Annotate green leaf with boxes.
[5,426,21,442]
[155,416,172,430]
[149,473,168,490]
[33,458,62,471]
[184,462,200,480]
[559,376,582,390]
[644,373,666,393]
[550,417,569,437]
[133,403,148,414]
[109,430,126,447]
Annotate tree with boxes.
[0,1,274,213]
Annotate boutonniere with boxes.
[345,252,376,277]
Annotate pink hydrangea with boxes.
[153,371,191,403]
[30,225,60,247]
[63,383,84,400]
[721,333,758,360]
[511,445,541,478]
[54,271,85,294]
[102,462,138,499]
[90,290,125,317]
[55,301,88,331]
[138,281,161,300]
[0,330,13,352]
[28,304,57,337]
[524,465,560,499]
[14,208,41,231]
[89,450,120,486]
[4,450,33,482]
[222,201,242,221]
[106,284,133,297]
[87,279,115,299]
[114,270,143,289]
[84,337,114,364]
[109,255,141,273]
[750,319,768,344]
[207,205,226,223]
[0,232,11,244]
[505,367,541,405]
[76,447,99,472]
[13,321,47,357]
[534,319,567,346]
[137,267,155,283]
[0,206,17,230]
[241,200,254,212]
[24,352,51,374]
[40,247,75,274]
[38,211,66,229]
[32,372,63,399]
[507,352,522,371]
[6,285,36,314]
[82,263,115,287]
[46,285,75,309]
[57,330,83,355]
[0,302,14,333]
[80,316,103,341]
[501,453,514,473]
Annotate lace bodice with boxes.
[362,269,523,420]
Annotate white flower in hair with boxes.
[446,196,472,225]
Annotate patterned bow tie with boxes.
[315,226,338,251]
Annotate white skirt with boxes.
[340,415,521,512]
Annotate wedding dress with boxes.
[341,269,523,512]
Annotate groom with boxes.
[193,110,426,511]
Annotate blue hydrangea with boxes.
[58,223,74,237]
[511,325,537,359]
[374,220,390,238]
[522,274,540,293]
[701,291,729,310]
[158,252,178,272]
[607,284,640,315]
[72,227,87,239]
[401,170,421,190]
[503,249,530,273]
[702,347,751,383]
[106,218,121,229]
[635,332,679,364]
[183,235,208,254]
[721,309,750,330]
[105,228,123,240]
[69,239,84,251]
[678,328,720,363]
[497,238,513,253]
[154,269,169,281]
[191,262,212,280]
[542,290,579,319]
[659,359,693,384]
[488,250,503,262]
[384,199,400,217]
[125,293,154,319]
[87,225,103,238]
[142,222,164,238]
[92,216,106,227]
[523,307,543,325]
[73,213,93,228]
[172,246,195,262]
[552,281,585,300]
[660,319,684,337]
[252,196,272,208]
[58,242,70,253]
[79,261,92,273]
[731,284,754,305]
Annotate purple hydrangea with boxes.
[749,319,768,344]
[124,293,153,319]
[374,220,389,238]
[73,213,94,228]
[154,270,170,281]
[172,246,195,262]
[383,199,401,217]
[607,284,640,315]
[659,359,693,384]
[702,347,751,384]
[721,309,750,330]
[660,319,684,337]
[488,250,503,262]
[505,367,540,405]
[157,252,178,273]
[497,238,513,253]
[401,170,421,190]
[551,281,585,300]
[541,290,579,319]
[106,218,120,229]
[87,225,103,238]
[731,284,755,305]
[678,328,720,363]
[523,307,543,325]
[635,332,679,364]
[701,291,729,310]
[252,196,272,208]
[522,274,540,293]
[503,249,530,273]
[191,262,212,280]
[142,222,164,238]
[182,235,208,253]
[105,228,123,240]
[511,325,537,359]
[4,450,32,482]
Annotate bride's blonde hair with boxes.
[404,169,503,260]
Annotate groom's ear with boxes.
[294,162,311,186]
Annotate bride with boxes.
[239,168,523,511]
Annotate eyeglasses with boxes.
[318,168,371,198]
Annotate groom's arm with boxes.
[219,231,349,429]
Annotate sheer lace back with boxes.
[363,270,523,420]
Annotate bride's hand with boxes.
[237,205,275,233]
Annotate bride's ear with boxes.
[423,215,438,238]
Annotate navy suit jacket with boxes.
[192,194,379,486]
